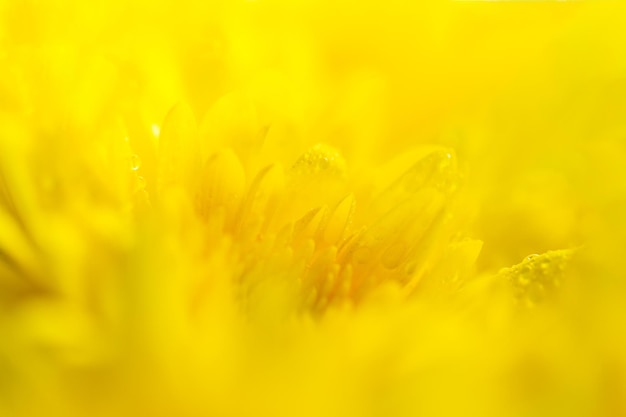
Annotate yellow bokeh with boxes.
[1,1,625,416]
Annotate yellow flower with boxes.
[1,1,626,417]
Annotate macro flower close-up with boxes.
[1,1,626,416]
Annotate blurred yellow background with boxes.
[0,1,625,416]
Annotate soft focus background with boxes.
[1,1,626,416]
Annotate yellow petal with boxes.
[157,103,200,194]
[195,148,246,227]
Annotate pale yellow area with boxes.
[0,1,625,417]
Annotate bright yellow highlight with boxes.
[1,1,626,417]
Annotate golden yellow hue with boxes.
[1,1,626,417]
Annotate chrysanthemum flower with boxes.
[1,1,626,417]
